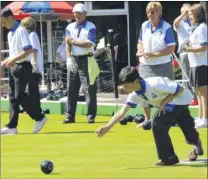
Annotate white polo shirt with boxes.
[65,19,96,56]
[173,20,192,53]
[7,21,32,63]
[188,23,208,67]
[125,77,193,108]
[29,32,44,73]
[138,20,176,65]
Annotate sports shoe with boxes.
[189,138,203,161]
[195,119,208,129]
[194,118,201,124]
[156,155,179,166]
[87,118,95,124]
[189,147,198,161]
[62,118,75,124]
[195,138,203,155]
[1,127,17,135]
[33,116,48,134]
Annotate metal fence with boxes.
[1,30,119,99]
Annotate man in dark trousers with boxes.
[96,66,203,165]
[63,3,97,124]
[0,8,47,135]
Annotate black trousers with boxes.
[28,72,44,120]
[65,55,97,120]
[152,105,199,160]
[7,62,44,128]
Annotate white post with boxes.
[39,14,46,90]
[47,21,52,63]
[0,1,2,117]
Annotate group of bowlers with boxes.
[0,3,206,166]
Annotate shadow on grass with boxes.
[17,131,113,135]
[67,121,110,124]
[44,131,95,134]
[127,162,207,170]
[49,172,61,175]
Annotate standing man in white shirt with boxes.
[63,3,97,124]
[96,66,204,165]
[0,8,47,135]
[173,3,198,106]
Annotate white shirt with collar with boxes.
[29,31,44,73]
[65,19,96,56]
[188,23,208,67]
[7,21,32,63]
[173,20,192,53]
[138,20,176,65]
[125,77,193,108]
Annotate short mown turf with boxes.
[1,113,207,179]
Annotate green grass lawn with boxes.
[1,112,207,179]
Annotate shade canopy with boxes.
[6,1,74,20]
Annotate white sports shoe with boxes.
[33,116,48,134]
[195,119,208,129]
[194,118,201,124]
[1,127,17,135]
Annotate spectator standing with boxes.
[183,4,208,128]
[173,3,198,106]
[63,3,97,124]
[136,2,176,124]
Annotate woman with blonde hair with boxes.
[183,4,208,128]
[21,17,47,133]
[136,1,176,125]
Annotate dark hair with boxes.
[119,66,140,85]
[1,8,14,18]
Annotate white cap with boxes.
[73,3,87,13]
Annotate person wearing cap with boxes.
[63,3,97,124]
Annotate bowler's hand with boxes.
[95,125,110,138]
[65,37,74,45]
[182,40,190,52]
[1,57,16,68]
[144,52,158,58]
[136,51,144,57]
[158,103,166,117]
